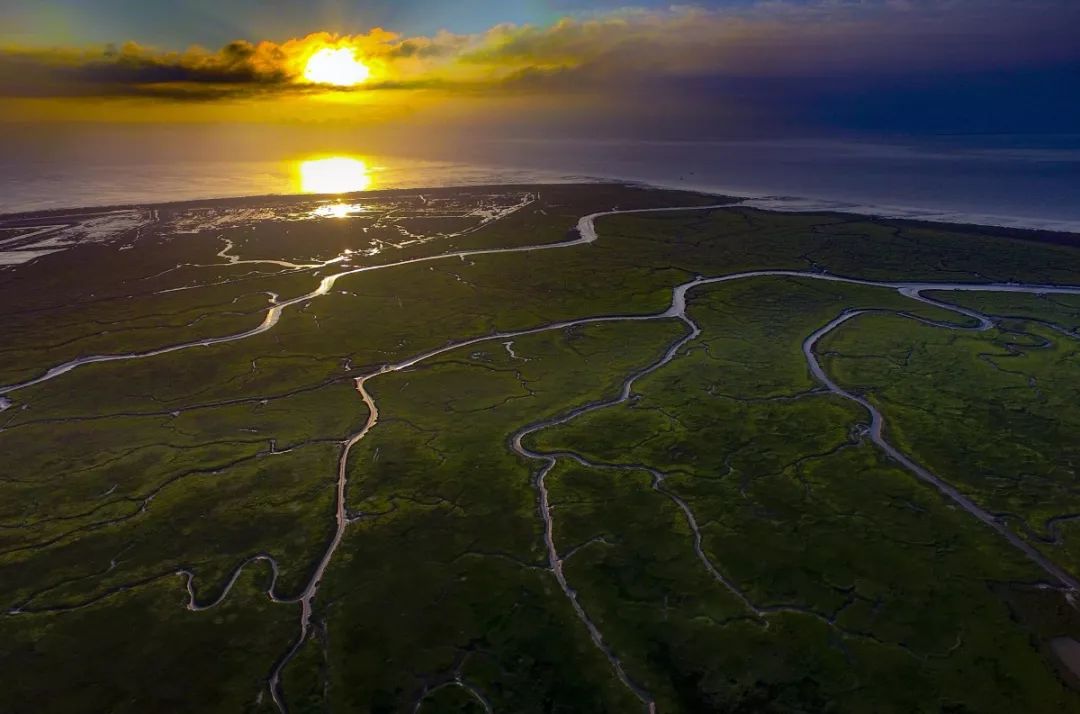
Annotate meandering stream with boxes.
[6,200,1080,713]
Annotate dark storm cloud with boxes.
[0,41,295,99]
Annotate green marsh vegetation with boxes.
[819,298,1080,573]
[3,185,1080,711]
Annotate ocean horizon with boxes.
[2,135,1079,233]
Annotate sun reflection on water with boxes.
[297,157,373,194]
[311,202,366,218]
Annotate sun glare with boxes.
[303,47,370,86]
[298,157,372,194]
[312,203,366,219]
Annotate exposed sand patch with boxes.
[0,249,64,265]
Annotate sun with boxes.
[303,47,370,86]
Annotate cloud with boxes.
[0,29,448,100]
[0,1,1077,103]
[466,0,1080,83]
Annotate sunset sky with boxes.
[2,0,1078,141]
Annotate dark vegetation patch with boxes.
[3,184,1080,711]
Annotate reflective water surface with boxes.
[0,153,576,214]
[2,135,1078,232]
[297,157,373,194]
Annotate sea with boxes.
[2,134,1078,232]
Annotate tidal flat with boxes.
[3,183,1080,712]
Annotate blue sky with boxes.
[3,0,743,46]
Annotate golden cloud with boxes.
[0,1,1076,104]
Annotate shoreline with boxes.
[633,179,1080,236]
[0,181,1077,247]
